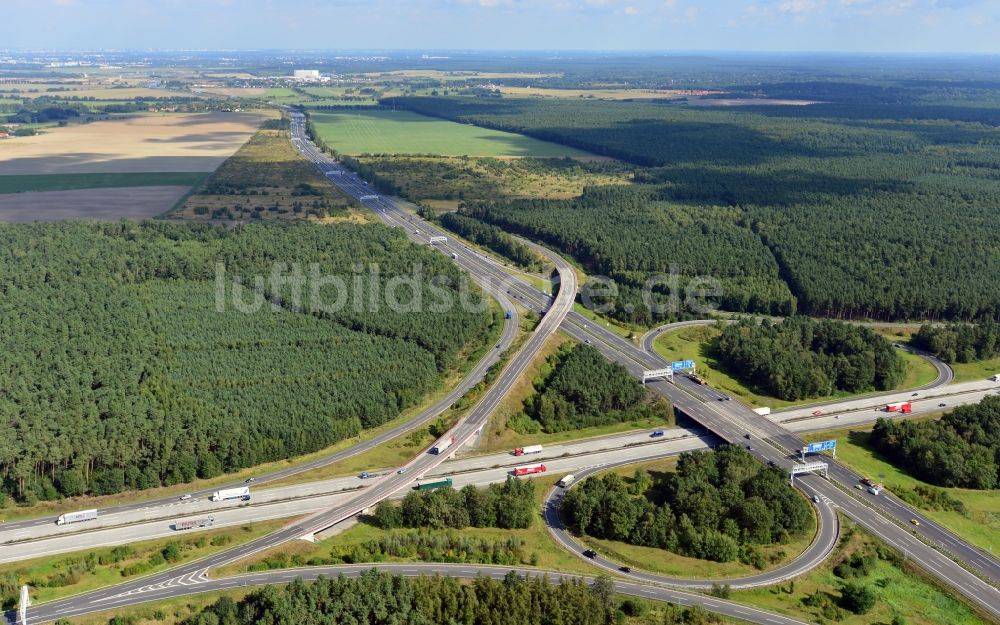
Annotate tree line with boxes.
[0,221,494,503]
[561,447,813,564]
[373,476,536,530]
[913,320,1000,364]
[870,396,1000,489]
[522,344,672,433]
[176,569,617,625]
[438,211,541,270]
[714,317,907,401]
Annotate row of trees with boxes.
[714,317,907,400]
[178,570,618,625]
[523,344,671,432]
[561,447,812,563]
[439,211,540,270]
[870,396,1000,489]
[0,221,494,502]
[373,477,537,530]
[913,320,1000,363]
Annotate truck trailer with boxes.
[513,463,547,476]
[557,474,575,488]
[56,509,98,526]
[173,517,215,531]
[415,478,454,491]
[430,436,455,455]
[514,444,543,456]
[885,402,913,414]
[210,487,251,502]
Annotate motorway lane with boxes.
[24,564,811,625]
[543,459,841,590]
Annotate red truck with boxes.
[885,402,912,414]
[513,444,543,456]
[513,463,547,476]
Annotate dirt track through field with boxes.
[0,186,190,222]
[0,112,268,174]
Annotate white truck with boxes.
[173,517,215,531]
[210,486,251,502]
[514,444,544,456]
[56,509,98,526]
[430,435,455,455]
[557,475,575,488]
[991,374,1000,382]
[752,407,772,416]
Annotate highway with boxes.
[287,110,1000,615]
[9,110,997,624]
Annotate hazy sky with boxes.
[5,0,998,53]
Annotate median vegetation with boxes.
[561,447,812,566]
[372,477,537,530]
[713,317,906,401]
[512,343,672,434]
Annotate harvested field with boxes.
[0,186,189,222]
[0,112,269,174]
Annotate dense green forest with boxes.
[0,221,494,502]
[561,447,812,565]
[870,396,1000,489]
[519,344,671,432]
[913,320,1000,363]
[713,318,907,401]
[373,477,536,530]
[389,95,1000,321]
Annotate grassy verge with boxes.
[730,518,990,625]
[652,324,940,410]
[0,520,289,606]
[0,172,208,194]
[802,425,1000,554]
[311,110,590,157]
[45,590,254,625]
[215,474,595,578]
[948,356,1000,384]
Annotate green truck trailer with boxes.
[414,478,454,491]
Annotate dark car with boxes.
[245,477,256,484]
[939,402,947,407]
[583,549,598,559]
[650,430,665,438]
[619,566,631,573]
[746,445,753,451]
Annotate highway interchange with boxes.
[7,111,1000,624]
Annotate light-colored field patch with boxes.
[0,112,268,174]
[11,87,182,100]
[0,186,190,222]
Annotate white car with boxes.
[180,494,192,501]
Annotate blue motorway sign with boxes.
[805,440,837,454]
[671,360,696,371]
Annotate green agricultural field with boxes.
[0,172,207,194]
[309,109,592,158]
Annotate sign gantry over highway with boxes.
[801,440,837,460]
[429,236,448,244]
[671,360,696,372]
[642,368,674,383]
[790,461,828,485]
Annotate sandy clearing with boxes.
[0,112,269,174]
[0,186,190,222]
